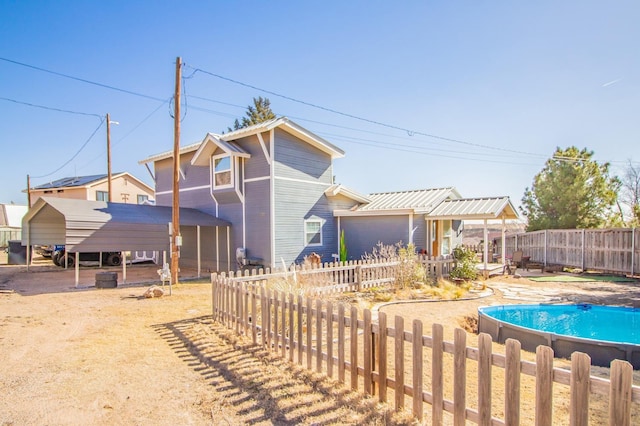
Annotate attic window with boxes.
[212,155,233,189]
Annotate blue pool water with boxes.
[478,304,640,345]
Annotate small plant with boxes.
[450,245,478,281]
[339,230,348,262]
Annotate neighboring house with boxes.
[140,116,519,270]
[28,172,154,207]
[0,203,28,247]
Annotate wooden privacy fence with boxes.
[502,228,640,276]
[232,256,455,294]
[212,277,640,425]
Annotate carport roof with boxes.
[426,196,519,220]
[22,197,230,251]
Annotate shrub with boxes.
[450,245,478,281]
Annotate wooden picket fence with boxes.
[232,256,456,294]
[211,276,640,425]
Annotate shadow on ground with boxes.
[153,316,407,425]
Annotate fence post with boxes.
[505,339,521,426]
[338,303,346,383]
[453,328,466,426]
[395,315,405,411]
[478,333,492,425]
[412,319,424,422]
[327,301,334,378]
[432,323,443,425]
[378,311,387,403]
[355,264,362,291]
[350,306,359,391]
[581,229,586,272]
[535,345,554,426]
[297,294,303,365]
[570,352,591,426]
[609,359,632,426]
[316,299,323,373]
[364,309,372,395]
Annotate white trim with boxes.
[304,218,323,247]
[235,157,245,204]
[156,185,209,195]
[211,154,234,190]
[244,176,270,183]
[242,159,246,249]
[256,132,271,166]
[179,166,186,181]
[334,209,414,217]
[274,175,332,186]
[270,128,276,268]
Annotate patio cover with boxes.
[22,197,231,252]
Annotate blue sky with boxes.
[1,1,638,218]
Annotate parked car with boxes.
[35,244,54,258]
[53,246,122,267]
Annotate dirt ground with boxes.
[2,258,640,425]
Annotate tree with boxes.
[520,146,620,231]
[620,160,640,226]
[227,96,276,132]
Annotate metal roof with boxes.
[139,117,345,164]
[426,197,519,220]
[22,197,230,252]
[354,187,460,212]
[324,184,371,204]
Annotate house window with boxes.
[304,219,322,246]
[137,195,149,204]
[96,191,108,201]
[442,220,452,256]
[212,155,233,189]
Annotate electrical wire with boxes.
[0,96,102,119]
[0,56,167,102]
[184,63,542,157]
[30,118,105,179]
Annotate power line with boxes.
[0,56,167,102]
[0,96,102,119]
[184,63,542,157]
[31,118,105,180]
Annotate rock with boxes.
[143,285,164,298]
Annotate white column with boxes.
[483,219,488,270]
[501,216,506,266]
[75,252,79,288]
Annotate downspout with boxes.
[409,213,414,245]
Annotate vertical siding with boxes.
[340,215,411,260]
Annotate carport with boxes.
[22,197,232,286]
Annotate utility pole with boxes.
[171,57,182,287]
[106,113,113,202]
[26,174,31,207]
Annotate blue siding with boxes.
[273,129,333,183]
[340,215,411,260]
[244,179,271,265]
[234,134,271,180]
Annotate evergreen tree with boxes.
[520,146,620,231]
[228,96,276,132]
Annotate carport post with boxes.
[197,225,201,278]
[122,251,127,285]
[75,253,79,288]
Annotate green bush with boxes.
[450,245,478,281]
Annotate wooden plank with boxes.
[350,306,358,391]
[251,285,257,344]
[535,345,554,426]
[378,311,388,403]
[273,290,279,353]
[260,286,267,346]
[412,319,424,421]
[327,301,334,378]
[477,333,492,426]
[432,323,443,426]
[316,299,323,373]
[609,359,632,426]
[505,339,521,426]
[297,294,303,365]
[338,303,345,383]
[288,293,294,362]
[306,296,313,370]
[281,291,286,358]
[395,315,405,411]
[453,328,466,426]
[364,309,372,395]
[570,352,591,426]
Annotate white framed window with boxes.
[212,155,233,189]
[137,194,149,204]
[304,219,323,246]
[442,220,452,256]
[96,190,108,201]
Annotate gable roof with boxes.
[191,133,251,167]
[139,116,345,165]
[0,204,28,228]
[324,184,371,204]
[427,196,519,220]
[30,172,153,193]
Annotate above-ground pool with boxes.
[478,304,640,368]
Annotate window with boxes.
[137,194,149,204]
[304,219,322,246]
[442,220,452,256]
[212,155,232,189]
[96,191,108,201]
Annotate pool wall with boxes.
[478,306,640,369]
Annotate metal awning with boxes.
[426,197,519,220]
[22,197,231,252]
